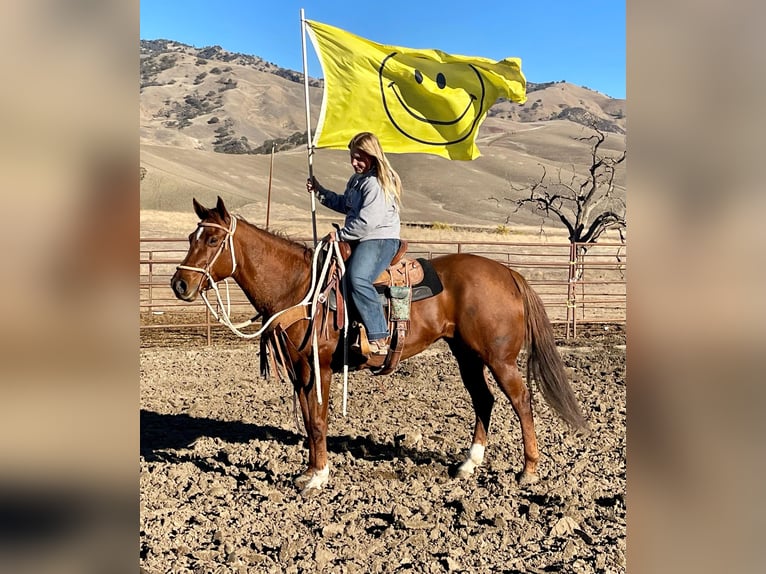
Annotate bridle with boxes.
[174,216,255,334]
[176,216,239,291]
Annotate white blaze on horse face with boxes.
[457,443,485,475]
[195,227,204,241]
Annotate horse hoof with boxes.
[300,485,321,498]
[518,472,540,487]
[293,472,313,488]
[299,477,327,497]
[297,466,329,494]
[455,465,475,480]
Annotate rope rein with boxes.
[176,216,325,338]
[175,217,350,410]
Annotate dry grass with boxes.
[140,209,585,244]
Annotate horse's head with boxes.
[171,196,237,301]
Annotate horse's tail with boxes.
[510,269,588,431]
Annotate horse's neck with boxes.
[232,221,311,315]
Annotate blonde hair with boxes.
[348,132,402,205]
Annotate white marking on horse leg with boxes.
[302,464,330,492]
[457,443,485,477]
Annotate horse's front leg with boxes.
[293,370,315,488]
[294,362,332,493]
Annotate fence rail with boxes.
[140,237,626,344]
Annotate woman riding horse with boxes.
[306,131,402,358]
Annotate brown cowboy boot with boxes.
[367,339,388,356]
[363,338,390,368]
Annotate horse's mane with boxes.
[235,215,314,265]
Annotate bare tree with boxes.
[500,126,626,245]
[490,126,626,337]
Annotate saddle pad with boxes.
[375,258,443,302]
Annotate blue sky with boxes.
[140,1,625,99]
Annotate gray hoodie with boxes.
[316,169,400,242]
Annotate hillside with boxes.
[140,39,626,235]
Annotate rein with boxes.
[175,217,350,411]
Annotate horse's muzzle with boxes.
[171,274,197,301]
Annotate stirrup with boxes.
[350,323,371,355]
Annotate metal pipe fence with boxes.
[140,237,626,344]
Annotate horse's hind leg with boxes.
[490,361,540,485]
[449,341,495,479]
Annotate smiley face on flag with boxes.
[378,52,488,146]
[306,19,526,160]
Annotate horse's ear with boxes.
[215,195,231,224]
[193,198,209,220]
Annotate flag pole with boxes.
[300,8,318,246]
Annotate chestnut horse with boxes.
[171,197,586,493]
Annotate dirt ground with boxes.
[140,325,625,573]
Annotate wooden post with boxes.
[566,242,576,339]
[265,143,274,230]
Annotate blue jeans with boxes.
[345,238,400,341]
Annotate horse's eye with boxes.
[207,236,218,246]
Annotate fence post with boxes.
[573,243,582,339]
[566,243,576,339]
[206,305,211,345]
[578,244,586,333]
[147,250,153,314]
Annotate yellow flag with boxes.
[306,19,526,160]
